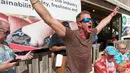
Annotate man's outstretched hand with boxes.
[111,6,120,17]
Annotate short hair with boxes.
[76,11,90,22]
[117,42,126,49]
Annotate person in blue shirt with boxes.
[114,43,130,65]
[93,35,98,44]
[0,22,33,73]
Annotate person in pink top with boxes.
[94,46,119,73]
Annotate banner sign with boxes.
[0,0,81,21]
[0,0,81,52]
[122,14,130,37]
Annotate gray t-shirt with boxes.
[63,28,97,73]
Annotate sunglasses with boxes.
[79,18,93,23]
[120,48,126,50]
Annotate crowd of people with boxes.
[94,43,130,73]
[30,0,120,73]
[1,0,130,73]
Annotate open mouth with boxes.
[88,26,92,29]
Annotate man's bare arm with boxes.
[96,6,119,34]
[30,0,66,37]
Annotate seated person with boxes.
[113,43,130,73]
[94,46,119,73]
[114,43,130,65]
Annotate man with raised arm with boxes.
[30,0,119,73]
